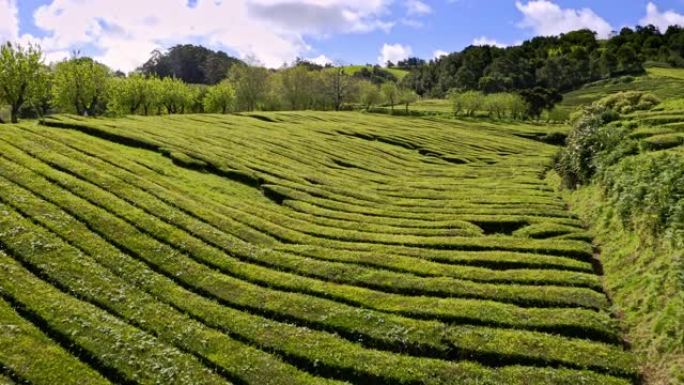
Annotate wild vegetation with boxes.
[553,75,684,384]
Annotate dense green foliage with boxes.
[596,91,661,114]
[139,44,244,84]
[600,152,683,243]
[403,26,684,98]
[449,91,527,119]
[0,43,47,123]
[52,57,110,116]
[351,66,399,84]
[203,80,236,114]
[556,91,664,187]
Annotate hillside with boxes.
[556,67,684,115]
[343,65,409,80]
[0,112,639,385]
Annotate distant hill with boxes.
[343,65,409,80]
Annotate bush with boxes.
[555,105,632,188]
[599,152,684,245]
[596,91,661,114]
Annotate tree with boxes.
[140,44,243,84]
[519,87,562,119]
[358,81,382,110]
[53,57,111,116]
[461,90,484,116]
[504,93,528,120]
[229,65,269,111]
[396,57,426,70]
[399,88,419,113]
[478,75,511,93]
[108,73,156,115]
[483,93,505,118]
[322,68,355,111]
[449,89,465,117]
[141,77,163,115]
[188,85,208,113]
[616,45,642,74]
[279,65,315,110]
[381,82,399,111]
[0,43,46,123]
[203,80,236,113]
[599,48,619,78]
[26,65,52,121]
[158,77,192,114]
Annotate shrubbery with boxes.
[555,106,631,187]
[600,152,684,245]
[595,91,661,114]
[555,91,682,247]
[557,92,664,188]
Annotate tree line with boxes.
[0,43,420,123]
[401,25,684,98]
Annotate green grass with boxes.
[645,66,684,80]
[406,98,453,113]
[0,111,640,384]
[559,178,683,385]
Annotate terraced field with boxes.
[0,112,637,385]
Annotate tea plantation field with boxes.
[0,112,638,385]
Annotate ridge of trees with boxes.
[401,25,684,97]
[0,43,422,121]
[3,25,684,122]
[139,44,245,84]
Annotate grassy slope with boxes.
[556,67,684,385]
[407,99,453,113]
[562,183,683,385]
[557,67,684,115]
[0,111,638,384]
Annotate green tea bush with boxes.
[596,91,661,114]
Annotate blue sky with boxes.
[1,0,683,71]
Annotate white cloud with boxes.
[0,0,19,43]
[640,2,684,32]
[378,43,412,65]
[306,54,333,66]
[20,0,395,72]
[515,0,613,39]
[405,0,431,15]
[472,36,506,47]
[248,0,394,35]
[432,49,448,59]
